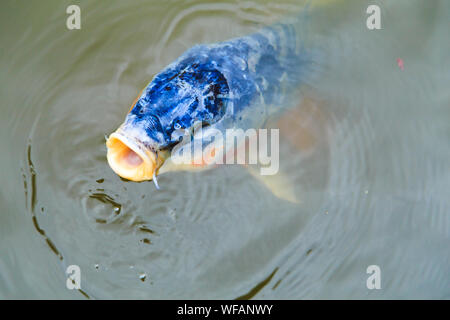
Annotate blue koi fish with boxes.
[106,10,318,196]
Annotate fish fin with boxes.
[249,96,327,203]
[246,165,300,204]
[219,125,300,203]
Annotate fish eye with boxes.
[173,122,182,130]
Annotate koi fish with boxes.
[106,9,320,201]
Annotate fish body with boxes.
[107,16,316,183]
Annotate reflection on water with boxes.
[0,0,449,299]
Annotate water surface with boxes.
[0,0,449,299]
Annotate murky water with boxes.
[0,0,449,299]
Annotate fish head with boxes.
[106,57,230,181]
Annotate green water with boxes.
[0,0,449,299]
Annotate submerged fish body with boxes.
[107,16,316,182]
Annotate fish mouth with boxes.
[106,132,157,182]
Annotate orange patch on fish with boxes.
[191,146,224,167]
[277,97,327,152]
[128,87,146,113]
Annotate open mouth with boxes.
[106,132,157,182]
